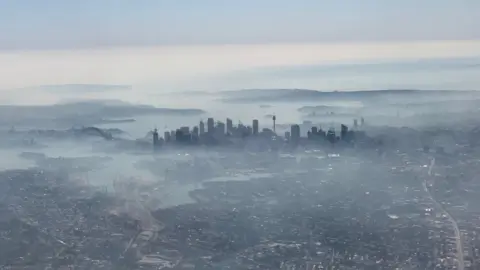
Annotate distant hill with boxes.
[53,100,205,116]
[35,84,132,93]
[167,90,212,96]
[298,105,351,113]
[220,89,480,103]
[0,101,205,118]
[0,100,205,127]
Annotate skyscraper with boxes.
[252,119,259,135]
[247,126,253,136]
[180,126,190,134]
[192,126,199,137]
[327,128,336,144]
[216,121,225,137]
[164,131,171,142]
[199,120,205,134]
[207,118,214,134]
[153,128,159,150]
[192,126,199,143]
[341,124,348,140]
[226,118,233,134]
[291,124,300,143]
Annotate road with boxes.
[424,158,464,270]
[122,188,164,260]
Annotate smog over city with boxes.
[1,1,480,269]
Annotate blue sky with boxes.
[0,0,479,50]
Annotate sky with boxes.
[0,0,480,101]
[0,0,479,50]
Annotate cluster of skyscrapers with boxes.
[152,116,365,150]
[153,117,270,148]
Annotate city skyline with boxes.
[153,114,361,150]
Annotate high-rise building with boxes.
[237,123,245,135]
[164,131,171,142]
[216,121,226,137]
[318,128,326,138]
[327,128,336,144]
[180,126,190,134]
[252,119,259,135]
[199,121,205,134]
[207,118,215,134]
[192,126,199,137]
[226,118,233,134]
[191,126,199,143]
[311,126,318,135]
[153,128,159,150]
[175,129,183,142]
[285,131,291,140]
[290,124,300,143]
[341,124,348,140]
[361,117,365,126]
[353,119,358,128]
[247,126,253,136]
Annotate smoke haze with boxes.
[1,42,480,269]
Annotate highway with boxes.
[424,158,464,270]
[122,187,164,262]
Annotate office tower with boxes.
[192,126,199,137]
[175,129,182,142]
[216,122,226,137]
[226,118,233,133]
[191,127,199,143]
[207,118,215,134]
[327,128,336,144]
[164,131,171,142]
[353,119,358,129]
[180,126,190,134]
[252,119,259,135]
[341,124,348,140]
[290,124,300,143]
[318,128,326,138]
[361,117,365,126]
[247,126,253,136]
[199,120,205,134]
[236,123,244,136]
[153,128,159,150]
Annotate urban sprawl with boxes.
[2,114,480,269]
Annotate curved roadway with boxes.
[121,184,164,257]
[424,157,464,270]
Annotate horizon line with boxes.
[1,39,480,53]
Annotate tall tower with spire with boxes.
[272,115,276,134]
[153,128,159,151]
